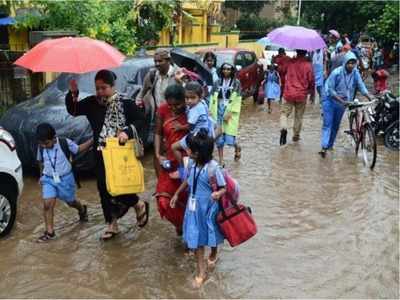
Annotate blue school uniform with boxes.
[180,100,214,149]
[264,71,281,100]
[37,138,79,203]
[183,160,226,249]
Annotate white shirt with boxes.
[154,65,177,107]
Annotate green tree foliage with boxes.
[367,2,399,45]
[13,0,181,54]
[301,0,398,44]
[224,0,269,16]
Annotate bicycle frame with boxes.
[347,100,376,142]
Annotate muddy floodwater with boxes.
[1,101,398,298]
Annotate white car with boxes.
[258,45,296,70]
[0,127,23,237]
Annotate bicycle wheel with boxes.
[361,123,377,170]
[349,112,360,154]
[384,120,399,151]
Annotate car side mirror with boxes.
[236,65,242,71]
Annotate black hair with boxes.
[278,48,285,55]
[184,81,203,98]
[95,69,117,86]
[187,128,214,165]
[296,49,307,57]
[165,84,185,103]
[203,52,217,67]
[36,123,56,141]
[219,63,236,79]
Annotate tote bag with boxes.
[102,137,145,196]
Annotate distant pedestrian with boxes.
[273,48,291,102]
[372,67,389,95]
[263,64,281,113]
[203,51,219,84]
[312,49,325,101]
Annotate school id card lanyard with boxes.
[46,147,61,184]
[188,163,205,212]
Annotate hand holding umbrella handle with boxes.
[69,79,79,102]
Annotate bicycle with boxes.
[344,99,377,170]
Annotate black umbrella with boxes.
[170,48,213,86]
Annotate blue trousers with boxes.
[321,98,346,149]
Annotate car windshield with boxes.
[214,53,235,68]
[265,45,293,51]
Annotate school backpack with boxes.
[38,138,81,188]
[207,160,240,209]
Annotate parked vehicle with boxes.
[0,56,155,171]
[261,44,296,68]
[370,92,399,150]
[0,50,213,171]
[196,48,264,98]
[0,127,23,237]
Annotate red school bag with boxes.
[208,161,257,247]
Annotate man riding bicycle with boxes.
[319,52,374,157]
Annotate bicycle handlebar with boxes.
[346,99,377,110]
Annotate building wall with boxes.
[8,28,29,51]
[223,0,298,28]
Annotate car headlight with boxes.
[0,128,16,151]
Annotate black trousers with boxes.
[95,151,139,224]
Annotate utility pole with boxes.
[297,0,302,26]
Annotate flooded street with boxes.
[1,101,398,298]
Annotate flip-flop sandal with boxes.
[234,146,242,161]
[137,201,150,228]
[36,231,56,243]
[101,231,119,241]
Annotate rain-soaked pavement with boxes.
[0,99,398,298]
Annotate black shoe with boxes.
[79,205,88,222]
[280,129,287,145]
[318,149,327,158]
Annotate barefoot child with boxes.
[209,63,242,166]
[263,64,281,113]
[170,129,226,288]
[36,123,92,242]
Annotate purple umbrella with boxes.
[267,25,326,51]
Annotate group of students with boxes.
[34,48,244,288]
[257,31,376,157]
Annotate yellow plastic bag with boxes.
[102,137,145,196]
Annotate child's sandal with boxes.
[234,146,242,161]
[36,231,56,243]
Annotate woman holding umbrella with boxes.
[66,70,150,240]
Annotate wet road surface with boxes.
[1,100,398,298]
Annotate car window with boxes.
[235,53,246,67]
[244,52,256,66]
[214,53,235,68]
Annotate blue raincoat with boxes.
[321,52,369,149]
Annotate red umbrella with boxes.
[14,37,125,73]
